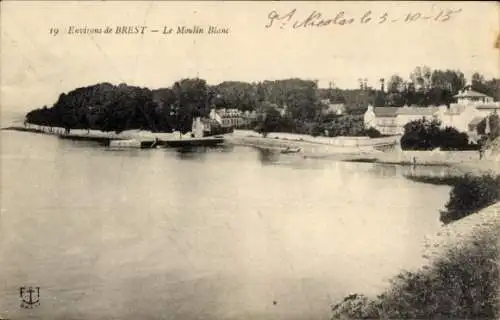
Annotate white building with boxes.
[209,108,245,128]
[320,99,346,115]
[363,106,399,135]
[454,87,495,105]
[364,86,499,136]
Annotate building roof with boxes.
[396,106,438,116]
[454,89,490,98]
[373,107,399,117]
[469,116,485,127]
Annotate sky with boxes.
[1,1,499,112]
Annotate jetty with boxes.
[2,125,225,149]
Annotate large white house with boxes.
[209,108,245,128]
[364,85,499,137]
[192,108,257,137]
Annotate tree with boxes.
[410,66,432,92]
[472,73,500,101]
[374,92,385,107]
[430,69,466,95]
[477,113,500,140]
[255,107,281,137]
[485,78,500,101]
[213,81,258,111]
[387,75,404,93]
[172,78,211,136]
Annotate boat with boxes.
[163,137,224,148]
[280,147,301,154]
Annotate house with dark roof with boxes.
[364,106,399,135]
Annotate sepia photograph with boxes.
[1,1,499,319]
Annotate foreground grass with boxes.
[331,226,499,319]
[332,173,500,319]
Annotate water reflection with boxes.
[104,148,144,158]
[0,131,453,320]
[57,137,106,149]
[402,165,460,178]
[256,147,281,165]
[216,143,236,153]
[367,163,399,177]
[171,146,240,161]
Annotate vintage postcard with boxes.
[1,1,499,319]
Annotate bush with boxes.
[401,118,472,150]
[439,127,469,150]
[363,127,382,138]
[440,173,500,224]
[332,228,499,319]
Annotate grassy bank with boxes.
[440,173,500,224]
[331,221,499,319]
[404,171,500,224]
[332,174,500,319]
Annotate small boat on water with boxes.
[280,147,301,154]
[164,137,224,148]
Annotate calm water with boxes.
[0,130,452,320]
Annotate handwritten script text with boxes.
[265,8,463,29]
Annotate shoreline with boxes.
[4,124,499,175]
[1,124,220,144]
[331,201,500,318]
[225,133,500,175]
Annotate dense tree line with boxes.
[318,67,498,111]
[26,81,211,134]
[385,68,498,107]
[26,78,323,134]
[25,67,499,136]
[254,108,381,138]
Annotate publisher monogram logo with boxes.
[19,286,40,309]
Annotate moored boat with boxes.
[280,147,301,154]
[163,137,224,148]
